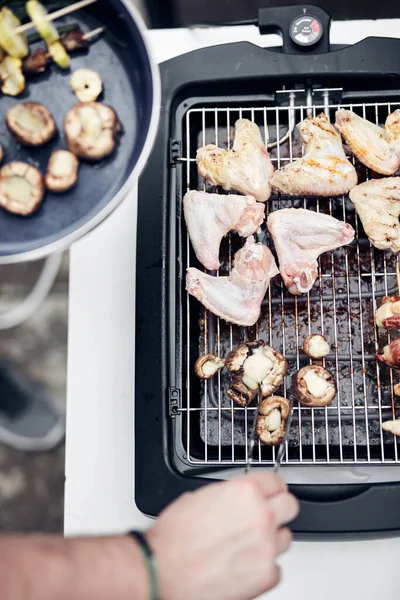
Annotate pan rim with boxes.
[0,0,161,265]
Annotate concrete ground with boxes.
[0,255,68,533]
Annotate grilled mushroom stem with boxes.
[0,162,44,215]
[293,365,336,407]
[256,396,290,446]
[22,48,50,75]
[60,28,88,52]
[6,102,56,147]
[303,334,329,359]
[382,420,400,436]
[225,341,288,407]
[194,354,225,379]
[375,296,400,330]
[45,150,79,193]
[376,338,400,369]
[64,102,121,161]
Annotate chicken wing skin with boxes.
[267,208,355,295]
[335,109,400,176]
[385,109,400,156]
[270,112,357,196]
[186,236,278,326]
[196,119,274,202]
[349,177,400,252]
[183,190,264,271]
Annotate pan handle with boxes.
[257,4,331,55]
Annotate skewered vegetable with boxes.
[293,365,337,407]
[60,28,88,52]
[48,40,70,69]
[45,150,79,192]
[0,56,25,96]
[22,47,49,74]
[70,68,102,102]
[256,396,291,446]
[0,161,44,216]
[6,102,56,146]
[194,354,225,379]
[64,102,121,161]
[26,0,59,45]
[0,7,29,58]
[303,334,330,359]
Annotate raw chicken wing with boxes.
[385,109,400,156]
[267,208,355,295]
[349,178,400,252]
[335,109,400,175]
[270,113,357,196]
[186,236,278,326]
[183,190,264,270]
[196,119,274,202]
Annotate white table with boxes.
[65,21,400,599]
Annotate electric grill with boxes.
[136,4,400,534]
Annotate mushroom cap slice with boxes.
[0,56,25,96]
[0,161,44,215]
[45,150,79,193]
[256,396,291,446]
[194,354,225,379]
[64,102,121,161]
[6,102,56,147]
[303,334,330,359]
[225,341,288,407]
[293,365,336,407]
[70,69,103,103]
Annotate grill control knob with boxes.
[289,15,324,47]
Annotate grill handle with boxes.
[258,5,331,54]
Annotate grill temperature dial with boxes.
[289,15,323,47]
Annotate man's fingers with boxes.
[267,492,299,527]
[244,472,288,499]
[276,527,293,555]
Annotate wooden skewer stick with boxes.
[16,0,98,35]
[83,26,104,41]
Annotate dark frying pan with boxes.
[0,0,159,263]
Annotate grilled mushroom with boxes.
[22,48,50,75]
[256,396,290,446]
[303,334,329,359]
[70,68,103,103]
[0,161,44,215]
[382,420,400,437]
[194,354,225,379]
[45,150,79,193]
[6,102,56,147]
[0,56,25,96]
[60,28,88,52]
[225,341,288,407]
[375,296,400,330]
[293,365,336,407]
[376,338,400,369]
[64,102,121,161]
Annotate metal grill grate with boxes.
[177,88,400,468]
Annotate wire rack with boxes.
[177,88,400,468]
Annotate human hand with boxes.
[146,473,299,600]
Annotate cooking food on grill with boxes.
[225,341,288,407]
[256,396,290,446]
[381,419,400,436]
[0,161,44,216]
[196,118,274,202]
[70,68,103,103]
[22,47,49,75]
[303,334,330,359]
[267,208,355,295]
[335,109,400,175]
[271,112,357,197]
[385,109,400,155]
[45,150,79,192]
[0,7,29,58]
[183,190,264,270]
[0,56,25,96]
[6,102,56,147]
[26,0,70,69]
[375,296,400,329]
[376,338,400,368]
[194,354,225,379]
[64,102,121,160]
[394,383,400,396]
[293,365,337,407]
[186,236,278,326]
[349,177,400,252]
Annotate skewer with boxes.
[83,26,104,41]
[15,0,98,34]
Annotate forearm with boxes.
[0,534,149,600]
